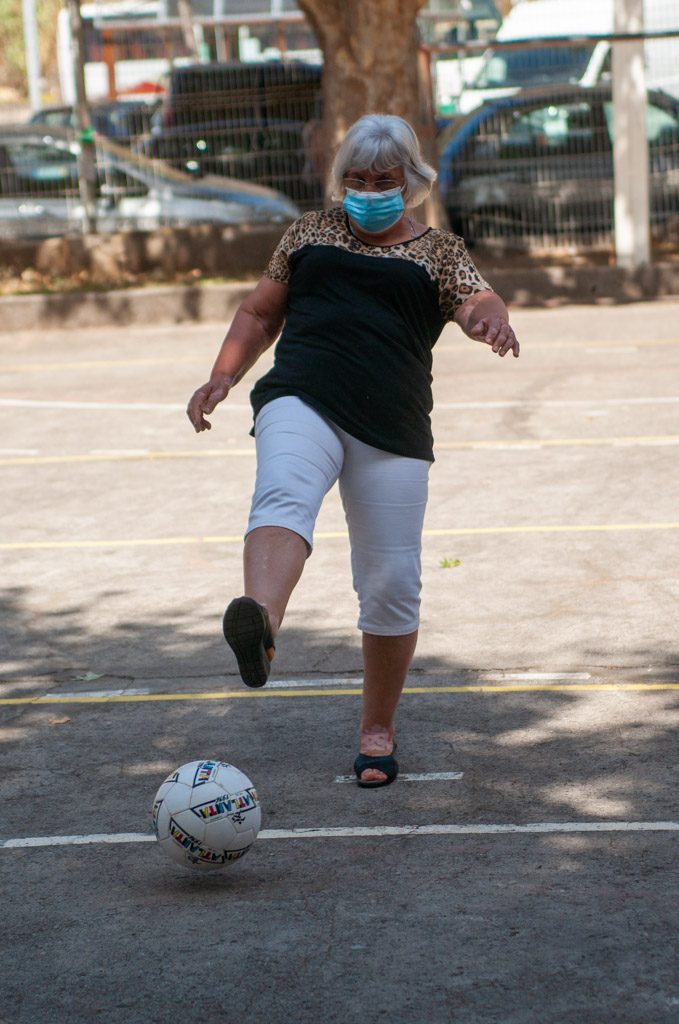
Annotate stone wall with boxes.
[0,223,290,285]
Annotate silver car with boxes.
[0,125,300,239]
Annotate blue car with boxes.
[438,84,679,248]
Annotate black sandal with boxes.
[222,596,275,688]
[353,746,398,788]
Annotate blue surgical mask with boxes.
[342,186,405,234]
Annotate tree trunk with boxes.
[298,0,447,226]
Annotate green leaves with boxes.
[439,557,461,569]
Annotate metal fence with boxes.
[435,78,679,252]
[4,1,679,253]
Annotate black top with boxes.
[250,207,491,461]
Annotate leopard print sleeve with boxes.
[263,211,320,283]
[434,231,493,322]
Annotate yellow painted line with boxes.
[0,449,254,466]
[2,435,679,466]
[1,682,678,705]
[3,521,679,552]
[435,435,679,451]
[422,522,679,537]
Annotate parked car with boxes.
[0,126,299,239]
[438,84,679,248]
[140,117,324,208]
[28,99,161,147]
[140,61,324,208]
[457,0,679,115]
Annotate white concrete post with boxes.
[21,0,42,112]
[613,0,651,269]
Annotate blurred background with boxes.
[1,0,678,286]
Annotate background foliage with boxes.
[0,0,63,96]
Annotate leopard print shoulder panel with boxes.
[264,207,491,320]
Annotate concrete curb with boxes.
[1,262,678,331]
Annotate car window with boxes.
[34,110,74,128]
[505,102,605,153]
[474,45,596,89]
[1,140,79,196]
[603,100,679,145]
[452,99,611,175]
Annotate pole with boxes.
[177,0,199,58]
[613,0,650,269]
[67,0,97,235]
[21,0,42,112]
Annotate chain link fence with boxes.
[3,1,679,253]
[429,0,679,252]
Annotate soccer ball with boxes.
[152,759,261,869]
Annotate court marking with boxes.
[267,677,361,689]
[13,673,588,701]
[0,398,189,411]
[2,434,679,466]
[44,688,153,699]
[335,772,464,783]
[3,395,679,413]
[0,336,676,374]
[1,681,678,705]
[3,521,679,552]
[2,820,679,850]
[434,396,679,410]
[0,355,203,373]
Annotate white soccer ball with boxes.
[152,759,261,870]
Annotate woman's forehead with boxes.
[346,167,404,181]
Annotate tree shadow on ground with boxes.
[1,583,678,841]
[2,584,679,1024]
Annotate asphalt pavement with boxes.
[1,298,678,1023]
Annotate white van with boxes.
[457,0,679,114]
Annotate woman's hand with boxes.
[186,373,233,432]
[470,316,520,358]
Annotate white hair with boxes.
[329,114,437,207]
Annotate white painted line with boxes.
[267,677,361,689]
[4,396,679,414]
[32,675,591,700]
[0,399,250,412]
[259,822,679,838]
[2,821,679,849]
[44,688,151,699]
[479,672,591,682]
[1,833,156,848]
[335,772,464,783]
[585,346,638,354]
[434,396,679,410]
[613,438,679,447]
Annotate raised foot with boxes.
[222,596,276,688]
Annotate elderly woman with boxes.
[187,113,519,788]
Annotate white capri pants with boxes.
[247,396,430,636]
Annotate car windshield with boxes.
[474,45,596,89]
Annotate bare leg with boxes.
[359,629,418,783]
[243,525,309,640]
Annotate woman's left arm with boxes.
[454,289,520,359]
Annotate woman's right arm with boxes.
[187,276,289,433]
